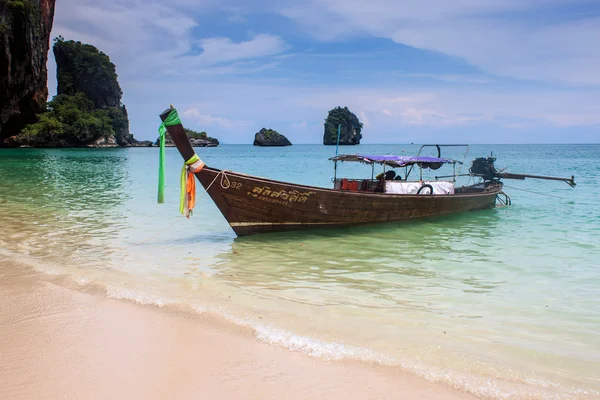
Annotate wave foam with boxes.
[106,286,178,308]
[253,324,394,363]
[4,260,596,400]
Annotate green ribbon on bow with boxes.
[157,108,182,203]
[180,154,200,214]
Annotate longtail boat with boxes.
[159,107,576,236]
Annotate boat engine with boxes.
[468,155,576,187]
[469,157,499,181]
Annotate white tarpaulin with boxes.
[385,181,455,195]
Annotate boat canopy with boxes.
[330,154,461,169]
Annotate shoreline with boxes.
[0,266,475,400]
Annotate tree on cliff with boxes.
[323,106,363,145]
[156,127,219,147]
[53,36,122,108]
[183,128,219,145]
[52,36,131,145]
[14,93,116,146]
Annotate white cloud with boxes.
[55,0,197,59]
[278,0,600,86]
[183,108,251,130]
[358,111,370,127]
[369,89,600,128]
[385,108,476,126]
[290,121,308,129]
[195,35,287,65]
[50,0,287,81]
[225,7,248,23]
[390,73,494,84]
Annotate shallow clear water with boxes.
[1,145,599,399]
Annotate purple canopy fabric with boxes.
[330,154,459,168]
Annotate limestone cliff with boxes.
[53,37,132,146]
[323,106,363,145]
[0,0,56,141]
[253,128,292,146]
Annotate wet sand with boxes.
[0,268,476,400]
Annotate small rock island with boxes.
[253,128,292,147]
[323,106,363,145]
[158,128,219,148]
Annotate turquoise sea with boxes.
[1,144,599,399]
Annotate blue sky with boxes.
[48,0,600,144]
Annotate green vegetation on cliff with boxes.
[260,128,277,139]
[3,1,33,14]
[323,106,363,145]
[253,127,292,146]
[156,127,219,147]
[183,128,219,144]
[14,36,133,147]
[2,0,36,24]
[54,35,122,108]
[14,93,116,146]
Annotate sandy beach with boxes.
[0,265,475,400]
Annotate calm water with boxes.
[1,145,599,399]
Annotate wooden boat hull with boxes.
[195,167,500,236]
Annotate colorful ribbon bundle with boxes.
[180,154,205,218]
[157,108,181,204]
[157,106,205,217]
